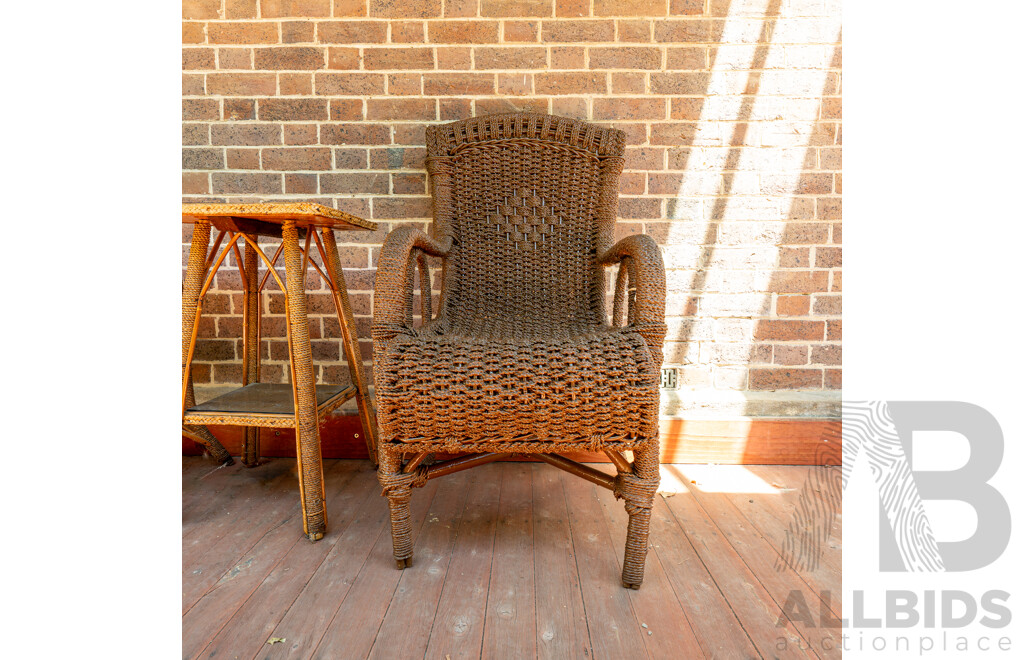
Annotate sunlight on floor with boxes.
[661,463,789,494]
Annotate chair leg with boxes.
[378,449,426,569]
[616,441,660,589]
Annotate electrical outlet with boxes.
[660,367,678,389]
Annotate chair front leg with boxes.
[378,447,427,568]
[615,440,661,589]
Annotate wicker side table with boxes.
[181,202,379,541]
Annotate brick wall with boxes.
[182,0,842,419]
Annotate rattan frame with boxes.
[373,113,667,588]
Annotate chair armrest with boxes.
[372,226,452,351]
[598,234,667,365]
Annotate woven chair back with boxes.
[425,113,626,339]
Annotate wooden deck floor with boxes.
[183,457,841,659]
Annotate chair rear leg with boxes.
[378,449,426,569]
[616,441,660,589]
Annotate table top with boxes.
[182,202,377,232]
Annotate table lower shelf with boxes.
[183,383,356,428]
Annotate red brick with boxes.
[824,368,841,389]
[226,148,260,169]
[280,72,313,94]
[393,123,428,144]
[497,73,532,95]
[503,20,540,42]
[369,0,441,18]
[550,97,588,119]
[364,47,435,69]
[594,0,665,15]
[649,122,697,145]
[366,98,436,120]
[212,172,283,195]
[666,46,706,69]
[285,173,318,193]
[183,48,215,70]
[183,22,206,44]
[820,148,842,171]
[258,98,329,120]
[373,197,432,219]
[624,147,663,170]
[387,73,421,95]
[670,0,703,14]
[317,20,387,43]
[282,21,315,43]
[669,97,703,119]
[474,47,547,69]
[392,173,426,194]
[183,0,219,19]
[618,172,645,194]
[549,47,585,68]
[320,123,391,145]
[183,171,209,195]
[327,47,360,69]
[184,98,219,120]
[815,247,842,268]
[333,148,368,168]
[262,147,333,170]
[315,72,385,95]
[262,0,332,17]
[208,22,280,44]
[749,368,822,390]
[207,73,276,95]
[589,47,661,70]
[423,73,494,95]
[810,345,841,366]
[211,124,281,146]
[476,98,550,115]
[370,147,426,169]
[224,0,257,18]
[593,98,665,121]
[654,19,718,42]
[776,295,810,316]
[437,47,473,69]
[555,0,588,17]
[334,0,368,17]
[444,0,477,17]
[618,197,661,218]
[611,72,645,94]
[535,71,606,94]
[219,99,254,120]
[754,320,824,341]
[440,98,473,120]
[218,48,253,70]
[429,21,500,43]
[283,124,318,145]
[778,247,811,268]
[481,0,552,16]
[768,271,829,294]
[182,74,205,96]
[782,223,829,244]
[391,21,425,42]
[773,345,808,366]
[812,294,841,315]
[650,72,709,94]
[319,172,389,194]
[617,20,652,42]
[542,20,614,42]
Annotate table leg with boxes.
[283,221,327,541]
[320,228,379,467]
[240,232,261,467]
[182,220,232,465]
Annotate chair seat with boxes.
[376,327,660,445]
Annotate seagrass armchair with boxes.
[372,113,667,588]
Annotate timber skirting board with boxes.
[182,415,841,465]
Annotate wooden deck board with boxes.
[183,458,841,660]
